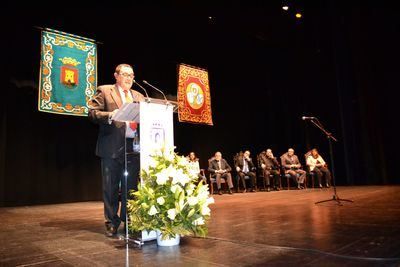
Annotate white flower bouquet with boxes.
[127,147,214,240]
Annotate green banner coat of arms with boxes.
[38,28,97,116]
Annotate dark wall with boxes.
[1,2,398,207]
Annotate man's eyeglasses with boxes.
[119,72,134,79]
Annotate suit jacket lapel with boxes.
[110,84,123,108]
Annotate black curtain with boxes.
[1,2,398,207]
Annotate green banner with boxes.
[38,29,97,116]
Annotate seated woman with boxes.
[187,152,206,183]
[306,148,331,188]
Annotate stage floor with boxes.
[1,186,400,266]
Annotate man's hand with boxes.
[110,109,119,120]
[261,163,266,169]
[236,167,241,172]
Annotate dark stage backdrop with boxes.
[1,2,398,207]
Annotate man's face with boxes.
[244,151,250,158]
[288,149,294,156]
[114,66,134,90]
[266,149,273,157]
[215,152,222,160]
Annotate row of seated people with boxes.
[238,148,332,192]
[186,148,332,195]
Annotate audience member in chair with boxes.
[235,150,257,193]
[281,148,306,189]
[208,152,234,195]
[187,152,206,182]
[260,149,280,192]
[306,148,331,188]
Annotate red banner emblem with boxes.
[177,64,213,125]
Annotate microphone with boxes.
[133,80,150,102]
[142,80,169,104]
[302,116,316,120]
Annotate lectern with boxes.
[138,98,177,241]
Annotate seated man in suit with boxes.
[306,148,331,188]
[259,149,280,192]
[235,150,257,192]
[281,148,306,189]
[208,152,234,195]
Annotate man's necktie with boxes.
[124,90,133,103]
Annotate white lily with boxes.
[148,205,158,216]
[156,169,169,185]
[187,196,199,206]
[156,197,165,205]
[167,208,176,220]
[200,205,211,216]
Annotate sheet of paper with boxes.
[113,102,140,122]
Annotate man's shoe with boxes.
[105,226,117,237]
[319,184,323,188]
[242,188,247,193]
[326,183,330,188]
[275,187,280,191]
[251,188,256,192]
[228,189,233,195]
[218,190,223,195]
[267,187,271,192]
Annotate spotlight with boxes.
[282,5,289,11]
[295,13,302,18]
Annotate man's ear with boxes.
[114,72,118,79]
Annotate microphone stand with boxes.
[307,118,353,206]
[117,121,144,249]
[133,80,151,103]
[142,80,170,105]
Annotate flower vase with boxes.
[156,230,180,246]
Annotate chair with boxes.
[208,157,227,195]
[199,169,206,184]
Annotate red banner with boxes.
[177,64,213,125]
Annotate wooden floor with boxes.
[1,186,400,266]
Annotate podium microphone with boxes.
[302,116,316,120]
[133,80,150,102]
[142,80,169,104]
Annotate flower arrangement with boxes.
[127,147,214,240]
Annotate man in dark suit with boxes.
[208,152,234,195]
[259,149,281,192]
[235,150,257,192]
[88,64,145,237]
[281,148,306,189]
